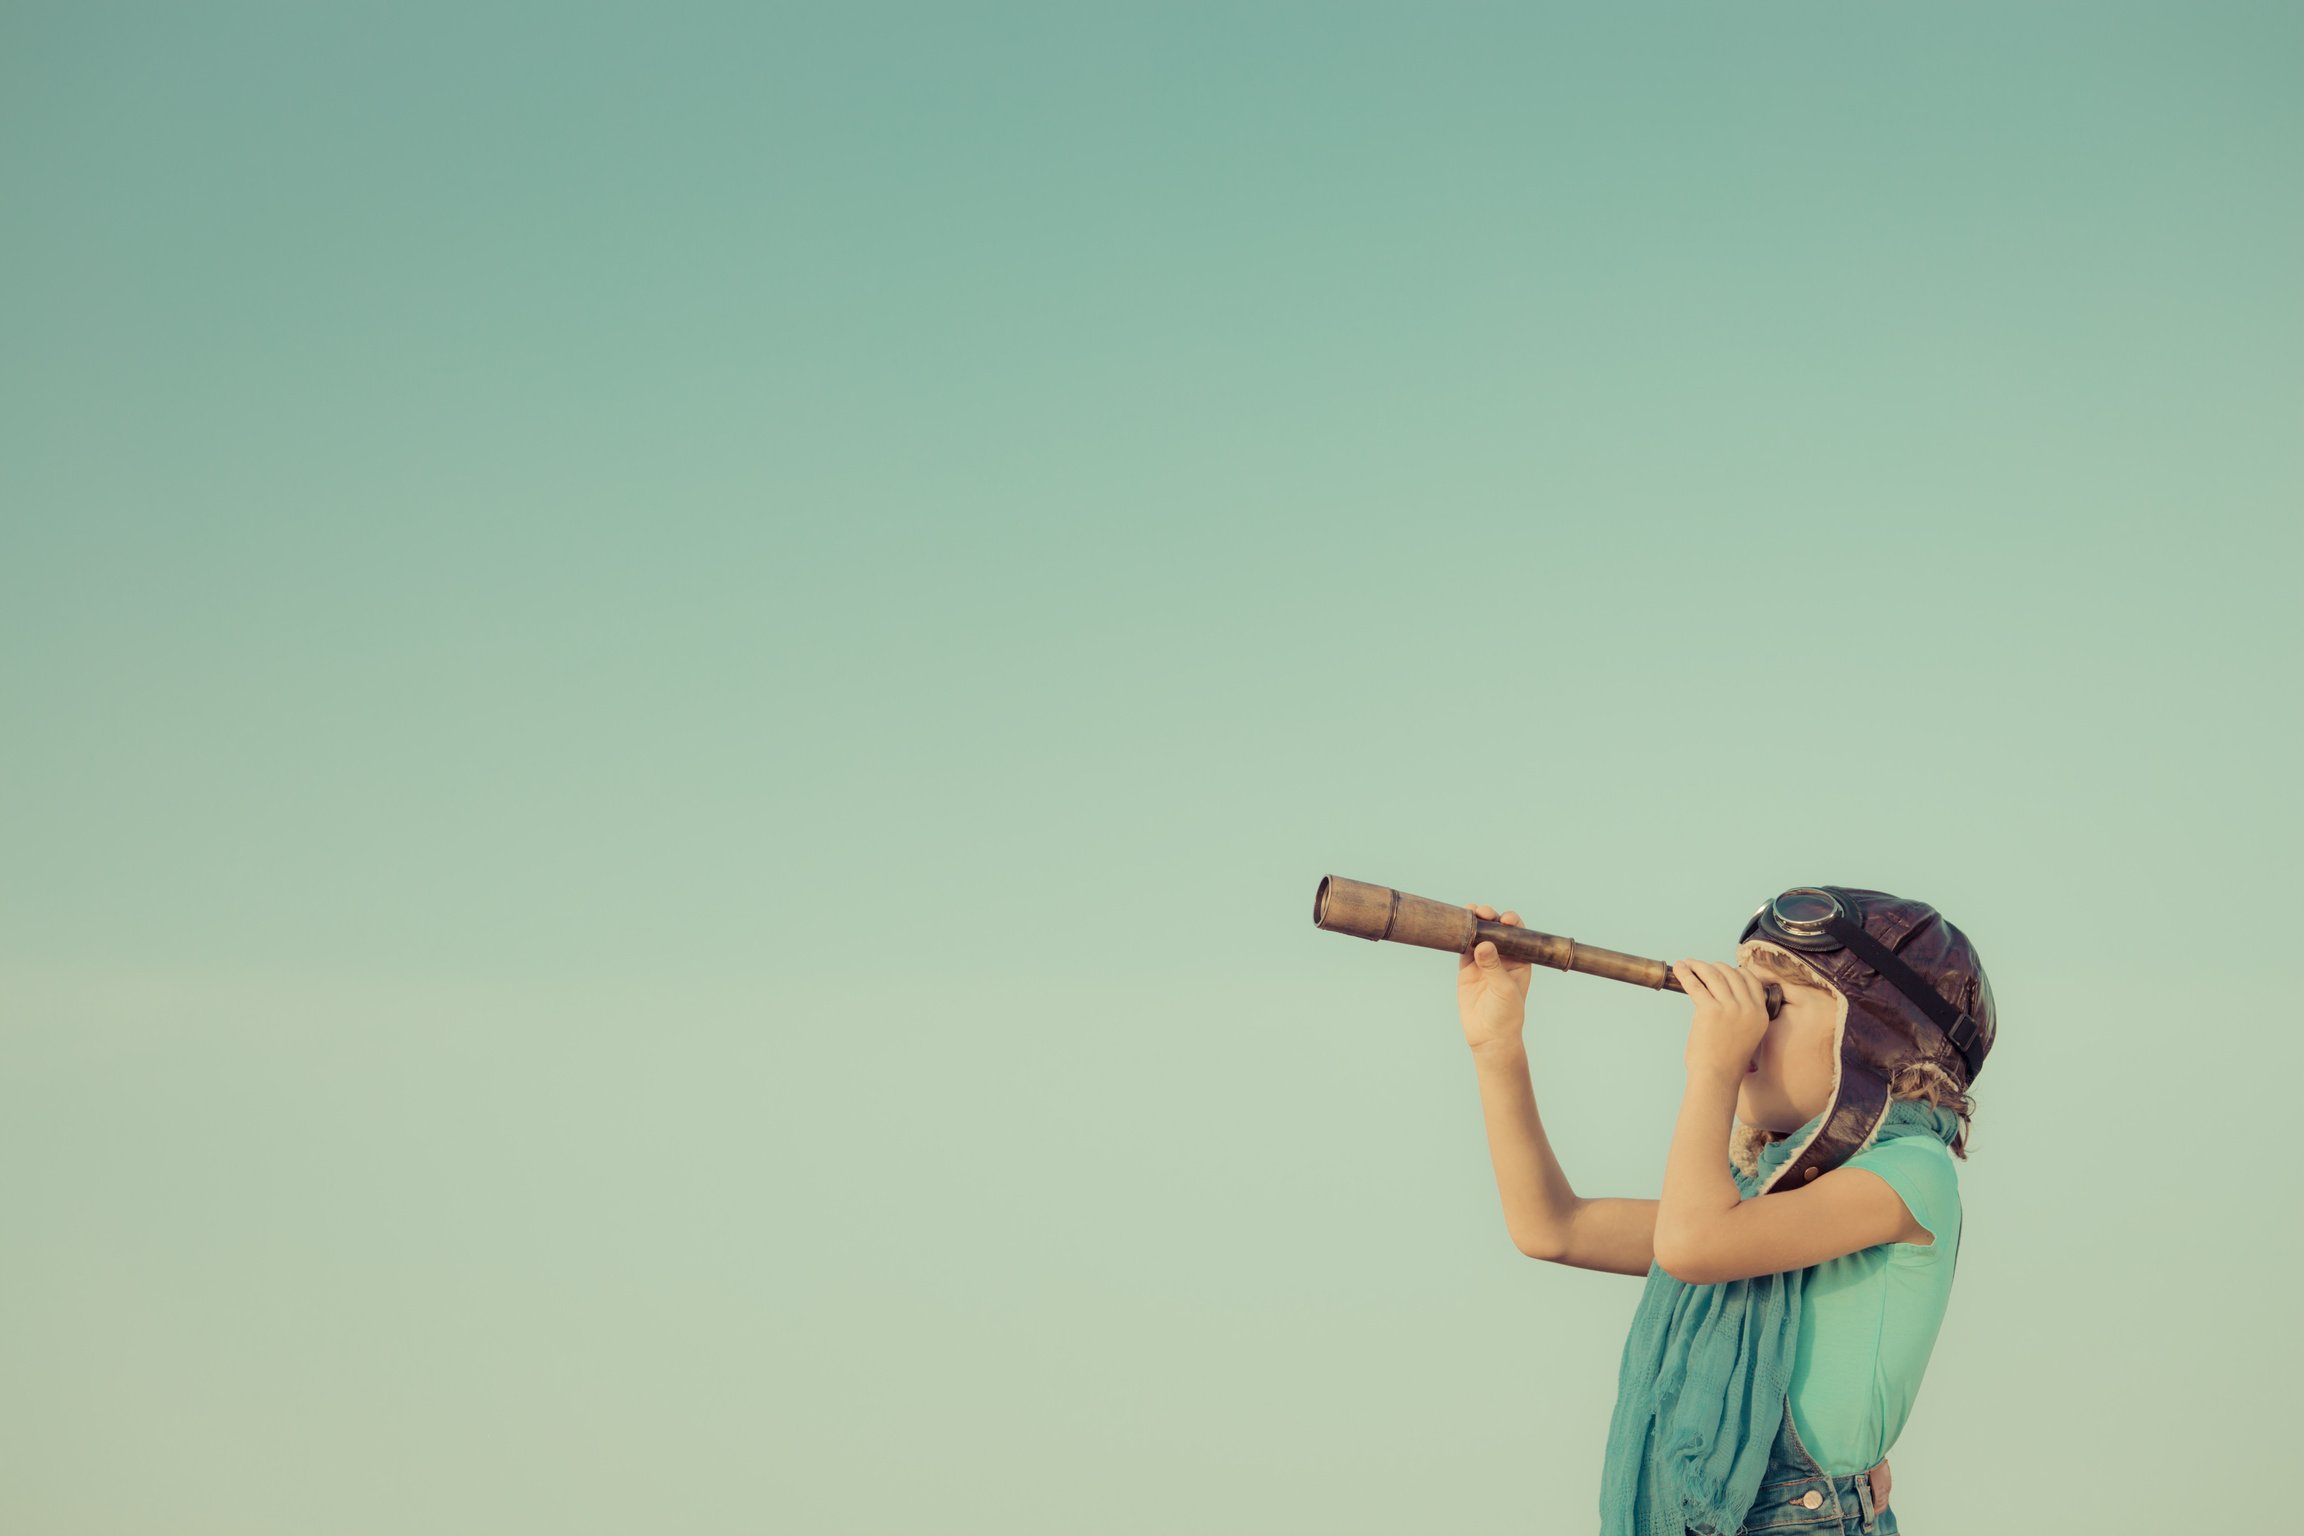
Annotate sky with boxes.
[3,4,2298,1532]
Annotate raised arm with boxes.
[1470,1040,1659,1276]
[1460,903,1657,1278]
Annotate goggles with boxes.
[1740,886,1986,1084]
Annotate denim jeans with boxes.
[1687,1398,1900,1536]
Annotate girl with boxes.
[1459,886,1993,1536]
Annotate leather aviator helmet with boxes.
[1735,885,1996,1194]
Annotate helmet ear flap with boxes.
[1766,1060,1890,1195]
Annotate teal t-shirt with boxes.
[1786,1134,1963,1475]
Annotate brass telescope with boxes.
[1312,874,1784,1019]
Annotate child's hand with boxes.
[1458,903,1533,1053]
[1672,957,1770,1080]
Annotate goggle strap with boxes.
[1823,913,1986,1084]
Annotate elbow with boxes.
[1651,1233,1719,1286]
[1514,1230,1566,1263]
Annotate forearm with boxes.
[1469,1041,1581,1256]
[1654,1067,1744,1260]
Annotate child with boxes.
[1459,886,1994,1536]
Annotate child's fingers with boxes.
[1463,904,1513,973]
[1686,958,1766,1006]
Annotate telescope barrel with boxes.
[1312,874,1783,1019]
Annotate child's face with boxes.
[1733,940,1845,1134]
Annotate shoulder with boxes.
[1841,1134,1961,1248]
[1848,1133,1960,1193]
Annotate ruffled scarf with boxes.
[1597,1097,1962,1536]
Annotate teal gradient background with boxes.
[4,4,2296,1531]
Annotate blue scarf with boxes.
[1597,1097,1962,1536]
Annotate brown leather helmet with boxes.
[1734,886,1996,1194]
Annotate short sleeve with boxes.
[1845,1136,1960,1248]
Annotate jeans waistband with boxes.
[1738,1463,1883,1533]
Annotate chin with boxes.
[1736,1084,1805,1136]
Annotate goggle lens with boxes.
[1740,887,1852,950]
[1772,889,1844,934]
